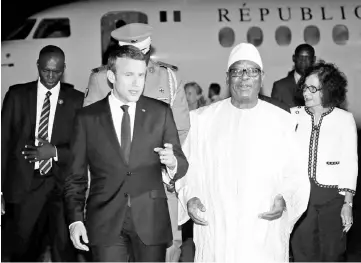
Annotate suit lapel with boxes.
[51,84,67,144]
[27,81,38,136]
[129,96,146,166]
[100,96,127,163]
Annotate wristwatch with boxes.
[343,201,353,208]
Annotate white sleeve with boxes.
[338,113,358,195]
[175,111,202,225]
[279,120,310,233]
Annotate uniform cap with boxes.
[111,23,153,54]
[227,43,263,70]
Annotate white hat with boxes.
[111,23,153,54]
[227,43,263,70]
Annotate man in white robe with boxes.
[176,43,310,262]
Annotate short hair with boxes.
[209,83,221,95]
[39,45,65,60]
[107,45,145,73]
[184,82,203,95]
[294,43,315,57]
[298,60,347,107]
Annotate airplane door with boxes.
[100,11,148,65]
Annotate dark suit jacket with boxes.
[271,70,304,107]
[64,95,188,247]
[1,81,84,203]
[259,94,290,113]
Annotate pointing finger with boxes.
[154,147,163,153]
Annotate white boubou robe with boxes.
[176,98,310,262]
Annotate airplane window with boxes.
[219,27,235,48]
[6,19,36,40]
[160,11,167,22]
[304,25,320,45]
[333,25,349,45]
[174,11,181,22]
[247,27,263,47]
[33,18,71,39]
[275,26,292,46]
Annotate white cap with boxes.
[118,37,151,54]
[111,23,153,54]
[227,43,263,70]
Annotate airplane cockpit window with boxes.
[33,18,71,39]
[247,27,263,47]
[275,26,292,46]
[6,19,36,40]
[218,27,235,48]
[333,25,349,45]
[304,25,320,45]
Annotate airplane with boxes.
[2,0,361,126]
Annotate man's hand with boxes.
[187,197,208,226]
[341,204,353,233]
[259,194,286,221]
[1,195,5,215]
[164,179,175,193]
[154,143,177,170]
[22,137,56,163]
[69,222,89,251]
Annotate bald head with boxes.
[37,45,66,89]
[295,44,315,57]
[39,45,65,61]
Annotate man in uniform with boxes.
[83,23,190,262]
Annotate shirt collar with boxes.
[109,90,137,110]
[294,71,301,84]
[37,78,60,96]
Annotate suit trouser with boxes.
[291,181,346,262]
[91,206,167,262]
[1,174,76,262]
[165,189,182,262]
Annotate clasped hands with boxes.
[21,137,56,163]
[187,194,286,226]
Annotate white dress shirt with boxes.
[294,71,301,84]
[108,91,177,177]
[34,79,60,169]
[108,91,137,142]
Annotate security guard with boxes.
[84,23,190,262]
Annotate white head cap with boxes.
[227,43,263,70]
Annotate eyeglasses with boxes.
[301,84,322,93]
[229,68,261,78]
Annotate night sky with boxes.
[2,0,76,39]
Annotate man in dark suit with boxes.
[271,44,315,107]
[1,45,84,261]
[64,45,188,262]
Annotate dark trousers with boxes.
[91,207,167,262]
[1,174,76,262]
[179,219,195,262]
[291,180,346,262]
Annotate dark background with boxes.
[1,0,76,40]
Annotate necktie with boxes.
[121,105,131,164]
[38,91,52,175]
